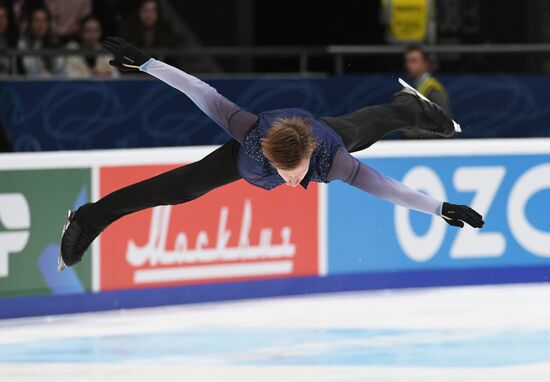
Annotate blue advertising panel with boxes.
[328,141,550,275]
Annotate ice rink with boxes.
[1,283,550,381]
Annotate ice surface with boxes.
[1,283,550,381]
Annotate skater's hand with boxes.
[101,37,151,72]
[442,202,484,229]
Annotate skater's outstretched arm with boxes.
[101,37,259,143]
[327,148,484,228]
[139,59,258,143]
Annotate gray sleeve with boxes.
[139,58,259,143]
[327,147,443,215]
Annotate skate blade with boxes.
[57,210,73,272]
[398,78,462,133]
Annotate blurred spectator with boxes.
[65,15,118,78]
[17,6,65,77]
[118,0,175,50]
[117,0,221,72]
[0,1,18,75]
[43,0,91,41]
[8,0,45,34]
[402,45,452,139]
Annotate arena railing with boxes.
[5,43,550,76]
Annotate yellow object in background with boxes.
[383,0,430,42]
[417,76,445,96]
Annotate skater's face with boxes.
[276,156,310,188]
[405,49,429,79]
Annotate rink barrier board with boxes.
[4,75,550,153]
[2,264,550,319]
[0,138,550,318]
[327,146,550,275]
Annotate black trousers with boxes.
[81,93,420,230]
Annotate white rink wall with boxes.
[0,138,550,318]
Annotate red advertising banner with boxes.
[99,164,319,291]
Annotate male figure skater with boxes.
[59,37,483,271]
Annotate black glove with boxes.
[101,36,151,72]
[442,202,484,229]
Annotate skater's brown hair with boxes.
[261,116,316,170]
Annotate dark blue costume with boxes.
[238,109,344,190]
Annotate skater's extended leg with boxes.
[322,93,420,152]
[322,89,455,153]
[60,139,242,268]
[84,139,241,228]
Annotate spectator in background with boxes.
[402,45,452,139]
[118,0,175,53]
[118,0,221,73]
[43,0,91,41]
[8,0,46,34]
[17,6,65,77]
[65,15,118,78]
[0,1,18,75]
